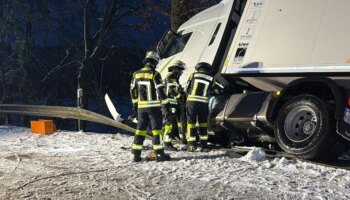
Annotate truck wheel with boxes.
[274,94,345,161]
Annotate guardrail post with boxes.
[77,88,84,131]
[5,114,9,125]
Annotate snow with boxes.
[239,147,266,162]
[0,126,349,199]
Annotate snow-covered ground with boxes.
[0,126,349,199]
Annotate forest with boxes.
[0,0,219,128]
[0,0,220,103]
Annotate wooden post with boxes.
[77,88,84,131]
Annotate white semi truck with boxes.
[156,0,350,161]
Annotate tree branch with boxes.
[90,0,119,59]
[15,169,108,191]
[40,48,77,83]
[76,0,85,8]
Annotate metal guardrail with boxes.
[0,104,136,133]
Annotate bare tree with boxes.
[171,0,220,31]
[74,1,136,96]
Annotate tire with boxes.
[274,94,345,161]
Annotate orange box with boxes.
[30,120,56,135]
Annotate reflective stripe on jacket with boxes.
[164,72,183,106]
[130,64,167,109]
[186,72,214,104]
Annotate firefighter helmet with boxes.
[195,62,212,71]
[168,60,186,72]
[143,51,160,64]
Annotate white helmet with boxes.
[144,51,160,63]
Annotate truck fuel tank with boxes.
[209,91,274,133]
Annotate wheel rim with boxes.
[284,106,318,142]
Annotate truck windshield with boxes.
[157,31,192,58]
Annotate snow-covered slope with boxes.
[0,126,349,199]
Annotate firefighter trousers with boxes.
[186,102,209,146]
[163,105,185,143]
[132,108,164,154]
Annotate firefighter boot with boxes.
[133,150,142,162]
[197,141,209,152]
[187,142,196,152]
[155,149,171,162]
[180,144,188,151]
[164,142,178,151]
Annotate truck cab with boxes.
[155,0,350,161]
[156,0,246,86]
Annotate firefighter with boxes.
[130,51,171,162]
[163,60,186,151]
[185,62,216,152]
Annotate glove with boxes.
[209,88,222,95]
[128,104,137,121]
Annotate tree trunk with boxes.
[77,1,93,131]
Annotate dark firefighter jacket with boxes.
[186,71,215,104]
[130,65,167,109]
[164,72,183,106]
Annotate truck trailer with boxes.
[156,0,350,161]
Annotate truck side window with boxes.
[209,23,222,46]
[163,33,192,58]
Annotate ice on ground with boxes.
[0,126,349,200]
[239,147,266,162]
